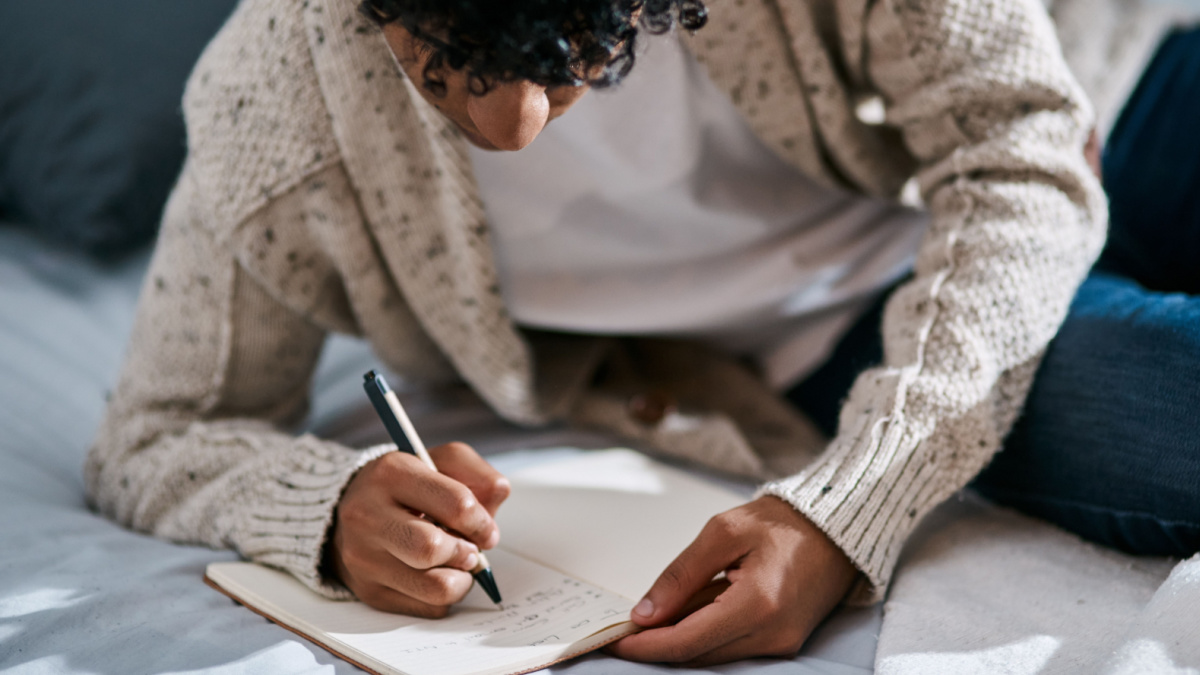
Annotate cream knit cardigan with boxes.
[88,0,1107,605]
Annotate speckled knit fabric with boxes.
[88,0,1109,604]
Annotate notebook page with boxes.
[207,548,634,675]
[496,449,748,601]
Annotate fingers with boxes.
[333,505,477,610]
[612,632,763,668]
[383,562,475,607]
[331,451,504,620]
[628,514,747,628]
[345,542,476,608]
[429,442,511,516]
[354,579,466,619]
[609,578,755,663]
[675,634,768,668]
[670,594,818,667]
[374,451,500,549]
[610,497,860,665]
[376,509,482,571]
[675,578,730,620]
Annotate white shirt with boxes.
[468,31,928,389]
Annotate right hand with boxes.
[326,442,511,617]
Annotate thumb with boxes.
[631,518,745,627]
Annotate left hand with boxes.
[608,495,859,666]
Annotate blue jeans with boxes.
[788,27,1200,558]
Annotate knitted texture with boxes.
[88,0,1106,603]
[758,0,1109,602]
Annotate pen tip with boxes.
[474,568,502,604]
[364,370,377,382]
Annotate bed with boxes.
[4,0,1199,671]
[0,225,880,673]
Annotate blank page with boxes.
[496,449,747,601]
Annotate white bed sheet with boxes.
[0,227,879,674]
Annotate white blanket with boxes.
[876,493,1199,674]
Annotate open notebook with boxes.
[205,448,747,675]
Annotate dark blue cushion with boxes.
[0,1,238,258]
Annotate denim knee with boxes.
[974,273,1200,557]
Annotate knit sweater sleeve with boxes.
[758,0,1108,603]
[85,164,390,599]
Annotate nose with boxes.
[466,80,550,151]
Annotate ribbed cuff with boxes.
[757,415,929,605]
[239,439,396,600]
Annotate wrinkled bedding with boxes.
[875,494,1199,675]
[0,227,878,674]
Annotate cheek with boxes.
[436,91,474,125]
[549,86,591,116]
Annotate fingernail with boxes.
[633,597,654,618]
[464,553,479,570]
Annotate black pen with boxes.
[362,370,503,605]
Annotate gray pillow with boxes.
[0,1,238,258]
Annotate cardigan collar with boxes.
[304,0,546,424]
[302,0,912,424]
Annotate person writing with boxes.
[87,0,1198,665]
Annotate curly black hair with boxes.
[360,0,708,97]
